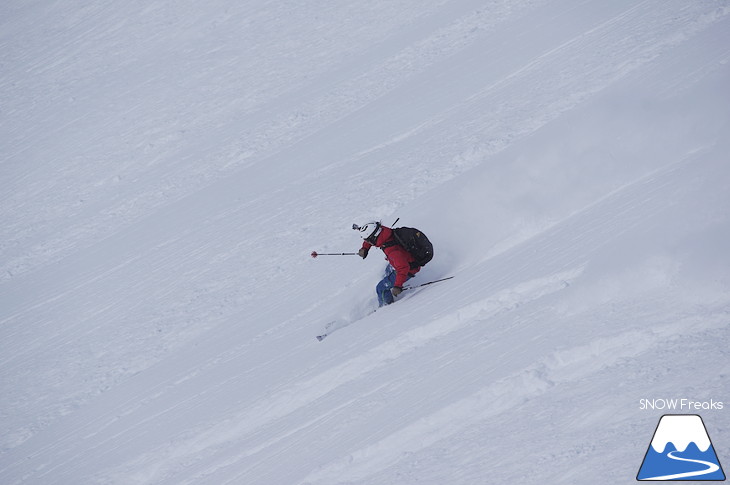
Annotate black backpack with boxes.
[391,227,433,267]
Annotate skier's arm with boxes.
[391,253,411,288]
[359,240,372,259]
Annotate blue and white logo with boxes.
[637,414,726,481]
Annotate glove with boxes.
[358,248,369,259]
[391,286,403,297]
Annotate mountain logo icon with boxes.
[637,414,726,481]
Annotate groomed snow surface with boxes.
[1,1,729,484]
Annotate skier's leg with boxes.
[376,271,397,306]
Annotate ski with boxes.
[315,278,453,341]
[315,309,378,341]
[315,319,338,341]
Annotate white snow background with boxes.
[1,1,729,484]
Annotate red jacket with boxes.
[361,226,420,287]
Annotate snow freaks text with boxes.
[639,399,724,411]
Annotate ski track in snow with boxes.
[110,268,582,484]
[1,0,729,484]
[297,316,727,485]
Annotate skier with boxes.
[355,221,421,306]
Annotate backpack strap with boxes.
[380,239,398,249]
[381,229,409,251]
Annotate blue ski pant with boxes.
[376,265,410,306]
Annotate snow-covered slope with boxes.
[1,1,728,484]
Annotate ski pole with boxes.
[311,251,359,258]
[403,276,454,290]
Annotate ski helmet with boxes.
[353,221,382,243]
